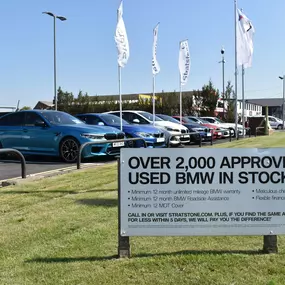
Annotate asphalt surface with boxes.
[0,155,116,181]
[0,137,244,181]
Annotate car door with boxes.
[22,112,57,154]
[0,112,25,150]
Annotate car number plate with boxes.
[207,133,212,136]
[156,137,165,142]
[113,142,125,147]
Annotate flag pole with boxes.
[242,64,245,136]
[152,75,156,125]
[234,0,238,138]
[118,65,122,131]
[179,81,182,125]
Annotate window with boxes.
[0,112,25,126]
[204,118,215,123]
[86,116,101,125]
[100,114,129,125]
[123,112,149,124]
[77,115,87,123]
[25,112,45,126]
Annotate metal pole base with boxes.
[118,236,131,258]
[263,235,278,254]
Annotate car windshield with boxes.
[215,118,225,123]
[100,114,129,125]
[198,118,212,124]
[139,112,163,121]
[182,117,196,123]
[158,115,179,123]
[41,111,84,125]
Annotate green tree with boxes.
[199,80,219,116]
[20,106,31,110]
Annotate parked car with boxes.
[186,116,230,139]
[268,116,284,130]
[0,110,126,163]
[106,110,190,147]
[157,114,213,144]
[75,113,166,148]
[200,116,245,136]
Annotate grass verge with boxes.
[0,133,285,285]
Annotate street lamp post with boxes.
[219,47,225,119]
[279,76,285,128]
[42,12,67,111]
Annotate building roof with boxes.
[246,98,283,107]
[38,101,54,107]
[33,101,54,110]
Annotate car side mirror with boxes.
[133,119,140,124]
[98,122,105,126]
[35,120,46,127]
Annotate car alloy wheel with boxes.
[60,137,80,163]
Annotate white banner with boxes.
[179,40,190,85]
[120,148,285,236]
[237,8,255,68]
[115,1,130,68]
[152,23,160,75]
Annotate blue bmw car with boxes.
[0,110,126,162]
[75,113,167,148]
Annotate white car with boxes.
[201,117,246,136]
[268,116,284,130]
[106,110,190,146]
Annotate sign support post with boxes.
[263,235,278,254]
[117,158,130,258]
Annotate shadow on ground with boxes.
[76,198,117,207]
[0,189,117,195]
[25,249,264,264]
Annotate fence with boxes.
[0,148,26,178]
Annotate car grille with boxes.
[180,136,190,142]
[91,146,103,153]
[153,133,164,138]
[106,147,122,155]
[181,129,186,133]
[104,132,125,140]
[191,134,201,140]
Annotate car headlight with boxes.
[165,126,175,131]
[80,133,105,140]
[135,132,154,138]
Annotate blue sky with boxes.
[1,0,285,109]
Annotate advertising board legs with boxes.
[117,158,131,258]
[263,235,278,254]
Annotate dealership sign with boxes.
[119,148,285,237]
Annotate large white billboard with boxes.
[120,148,285,236]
